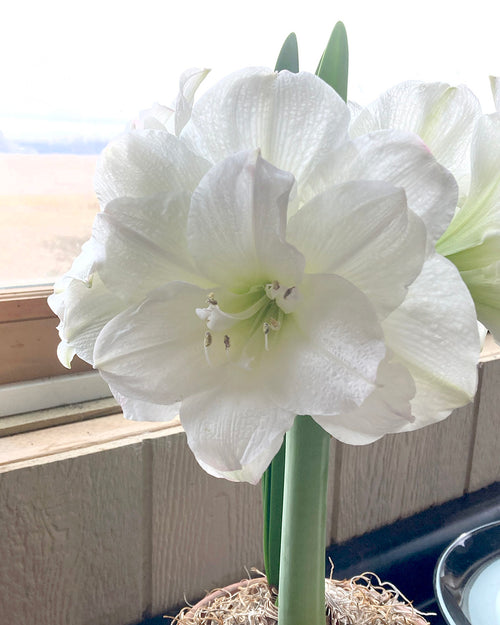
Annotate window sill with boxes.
[0,412,182,470]
[2,333,499,472]
[0,396,121,437]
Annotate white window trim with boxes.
[0,370,112,417]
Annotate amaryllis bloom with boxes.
[49,68,480,483]
[350,80,500,340]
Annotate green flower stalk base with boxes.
[278,415,330,625]
[262,441,285,589]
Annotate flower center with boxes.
[195,280,299,368]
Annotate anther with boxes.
[272,280,280,290]
[204,331,213,367]
[224,335,231,352]
[269,317,280,331]
[263,322,270,351]
[284,286,295,299]
[207,292,218,306]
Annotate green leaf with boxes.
[275,33,299,73]
[316,22,349,102]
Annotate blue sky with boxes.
[2,0,500,142]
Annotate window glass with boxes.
[1,0,497,289]
[0,151,102,287]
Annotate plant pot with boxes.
[174,575,432,624]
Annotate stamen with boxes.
[204,331,213,366]
[197,294,269,332]
[266,282,299,313]
[263,322,270,351]
[268,317,280,331]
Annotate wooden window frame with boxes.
[0,286,92,386]
[0,287,118,435]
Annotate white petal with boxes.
[264,273,385,416]
[50,240,96,300]
[351,130,458,247]
[131,102,174,131]
[490,76,500,112]
[50,272,124,366]
[348,99,363,121]
[188,150,304,289]
[111,387,180,422]
[313,356,416,444]
[350,81,481,189]
[382,254,480,426]
[287,180,427,318]
[92,193,207,302]
[180,373,295,484]
[95,129,210,206]
[444,235,500,273]
[94,282,217,404]
[181,67,350,191]
[460,263,500,343]
[56,340,77,369]
[175,67,210,136]
[438,113,500,255]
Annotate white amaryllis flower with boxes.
[350,79,500,341]
[130,67,210,135]
[49,68,479,483]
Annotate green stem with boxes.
[278,415,330,625]
[262,440,286,589]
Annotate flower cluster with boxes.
[351,78,500,340]
[50,68,482,483]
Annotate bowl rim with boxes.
[433,519,500,625]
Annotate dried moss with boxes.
[173,572,432,625]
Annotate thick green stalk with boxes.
[277,415,330,625]
[261,31,299,592]
[262,441,285,588]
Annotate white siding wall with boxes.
[1,359,499,625]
